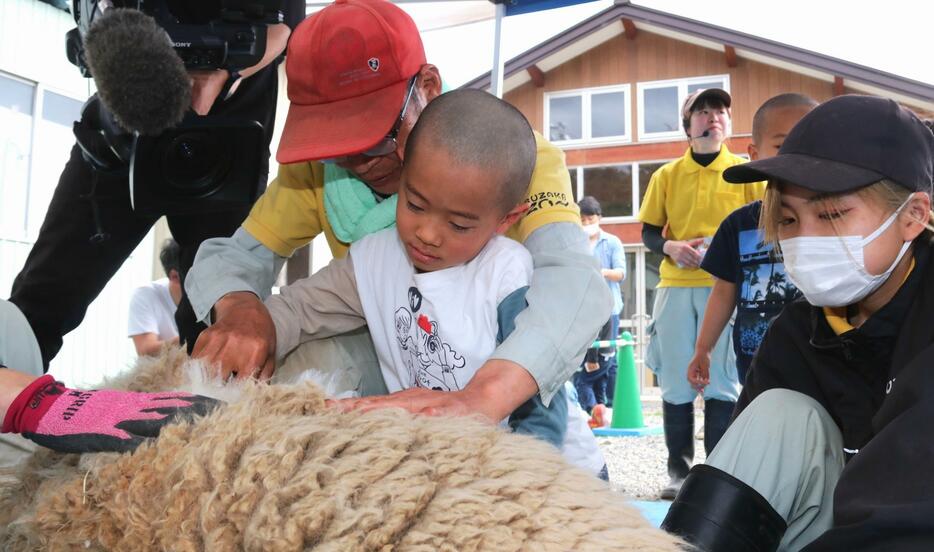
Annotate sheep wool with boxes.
[0,348,685,551]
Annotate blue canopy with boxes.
[502,0,600,17]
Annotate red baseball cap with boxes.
[277,0,427,164]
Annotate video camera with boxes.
[66,0,282,217]
[68,0,282,75]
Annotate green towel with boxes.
[322,164,397,244]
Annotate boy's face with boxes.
[396,148,527,272]
[749,106,813,160]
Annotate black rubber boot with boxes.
[704,399,736,456]
[660,401,694,499]
[661,465,787,552]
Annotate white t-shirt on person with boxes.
[352,229,531,394]
[127,278,179,341]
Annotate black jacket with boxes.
[738,240,934,551]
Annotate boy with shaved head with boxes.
[264,89,604,475]
[688,93,818,389]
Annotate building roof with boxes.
[462,0,934,111]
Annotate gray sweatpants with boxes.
[706,389,846,551]
[272,327,388,397]
[0,299,43,376]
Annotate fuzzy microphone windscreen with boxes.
[84,8,191,135]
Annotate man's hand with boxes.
[1,375,221,454]
[335,358,539,422]
[663,238,705,269]
[191,292,276,381]
[687,349,711,392]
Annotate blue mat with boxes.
[592,425,664,437]
[630,500,671,527]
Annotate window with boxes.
[0,74,34,236]
[0,73,83,240]
[570,158,672,220]
[545,84,631,146]
[637,75,730,141]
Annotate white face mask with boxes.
[582,223,601,237]
[779,198,912,307]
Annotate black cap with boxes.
[724,95,934,193]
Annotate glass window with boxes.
[642,86,679,134]
[638,161,667,204]
[568,168,578,202]
[29,91,83,237]
[620,250,637,322]
[548,95,582,142]
[582,165,633,218]
[688,81,724,94]
[591,91,627,138]
[0,75,35,237]
[644,251,664,317]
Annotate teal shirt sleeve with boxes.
[497,286,568,449]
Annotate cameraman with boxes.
[8,0,303,369]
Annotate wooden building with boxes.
[464,0,934,374]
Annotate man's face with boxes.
[332,85,424,196]
[395,148,520,272]
[749,105,813,160]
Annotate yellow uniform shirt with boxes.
[243,131,579,259]
[638,146,765,287]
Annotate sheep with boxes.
[0,348,686,551]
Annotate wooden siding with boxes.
[505,29,838,140]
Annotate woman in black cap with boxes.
[660,94,934,552]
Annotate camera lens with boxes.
[162,131,230,196]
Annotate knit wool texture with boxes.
[0,348,685,551]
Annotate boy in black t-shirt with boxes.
[687,94,817,389]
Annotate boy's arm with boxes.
[265,253,367,362]
[496,286,569,449]
[687,279,737,391]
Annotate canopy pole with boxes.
[490,2,506,98]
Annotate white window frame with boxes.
[0,70,88,241]
[544,83,632,148]
[570,156,674,223]
[636,74,731,143]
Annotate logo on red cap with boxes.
[368,57,380,72]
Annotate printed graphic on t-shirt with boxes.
[737,229,800,364]
[394,305,466,391]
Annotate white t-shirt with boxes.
[352,229,605,476]
[352,230,532,393]
[127,278,179,341]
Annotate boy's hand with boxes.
[192,292,276,381]
[2,375,221,454]
[333,387,496,423]
[663,238,705,268]
[687,350,711,392]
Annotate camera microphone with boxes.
[84,9,191,136]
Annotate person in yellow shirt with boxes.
[185,0,610,425]
[638,88,765,499]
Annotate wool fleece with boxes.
[0,348,685,551]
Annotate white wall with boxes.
[0,0,154,387]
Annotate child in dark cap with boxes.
[662,95,934,552]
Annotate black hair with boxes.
[578,195,602,217]
[752,93,819,145]
[404,89,537,211]
[159,238,180,275]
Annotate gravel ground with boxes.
[598,393,708,500]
